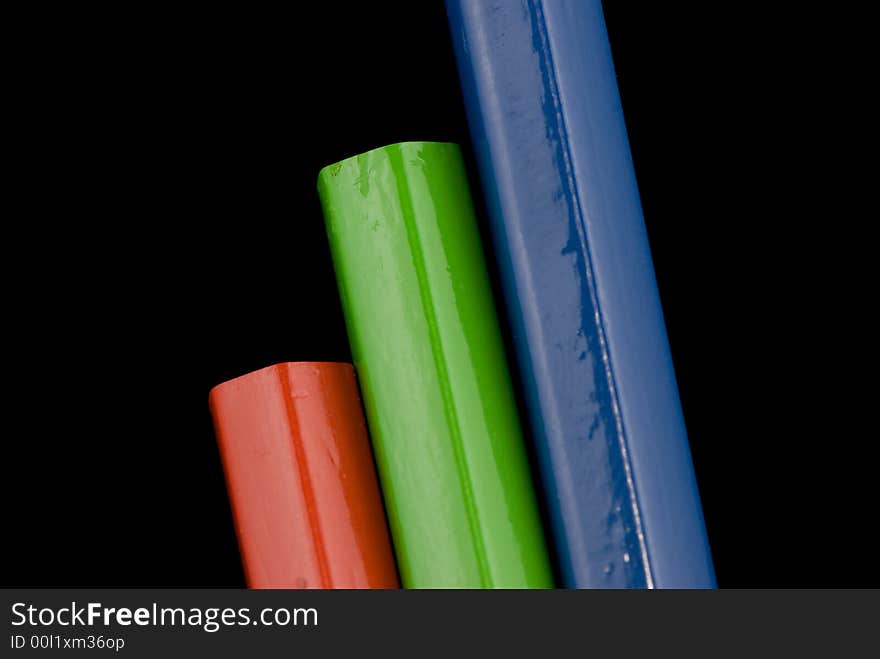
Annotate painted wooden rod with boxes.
[446,0,715,588]
[318,141,553,588]
[209,362,399,589]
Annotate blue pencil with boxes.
[446,0,715,588]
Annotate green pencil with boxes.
[318,142,553,588]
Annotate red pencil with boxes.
[209,362,399,588]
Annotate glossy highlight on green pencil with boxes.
[318,141,553,588]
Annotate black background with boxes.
[4,3,872,587]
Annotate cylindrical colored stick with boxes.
[209,362,399,589]
[446,0,715,588]
[318,142,553,588]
